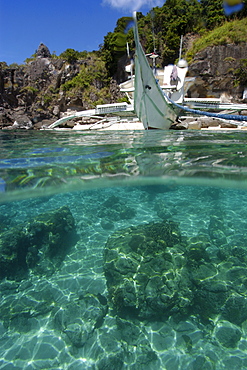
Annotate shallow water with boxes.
[1,130,247,369]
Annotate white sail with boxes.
[133,12,178,129]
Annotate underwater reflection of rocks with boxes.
[104,219,247,326]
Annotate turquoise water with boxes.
[1,130,247,369]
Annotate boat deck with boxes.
[184,98,247,111]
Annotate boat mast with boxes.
[147,13,158,75]
[179,35,183,60]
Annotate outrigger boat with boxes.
[119,12,197,129]
[119,12,247,128]
[47,12,247,130]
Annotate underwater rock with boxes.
[191,355,215,369]
[231,247,247,263]
[191,262,247,325]
[98,195,136,221]
[0,214,11,232]
[63,322,89,348]
[154,200,173,220]
[0,280,61,331]
[104,218,247,326]
[208,215,227,246]
[226,266,247,287]
[221,294,247,325]
[53,293,108,348]
[193,280,229,320]
[0,206,78,280]
[116,317,142,345]
[96,355,124,370]
[101,218,114,230]
[98,315,161,368]
[186,236,211,268]
[104,220,193,320]
[214,320,242,348]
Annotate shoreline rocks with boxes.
[171,116,242,130]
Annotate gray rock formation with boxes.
[188,43,247,100]
[36,43,51,58]
[0,47,121,129]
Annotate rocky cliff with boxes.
[188,42,247,101]
[0,43,122,129]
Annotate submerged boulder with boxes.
[53,293,108,348]
[98,195,136,222]
[214,321,242,348]
[104,219,247,326]
[0,206,78,280]
[104,220,193,320]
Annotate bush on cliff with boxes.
[61,54,109,93]
[59,48,87,64]
[186,18,247,62]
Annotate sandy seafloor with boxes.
[1,183,247,370]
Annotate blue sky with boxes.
[0,0,163,65]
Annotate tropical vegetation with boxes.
[100,0,247,75]
[186,17,247,61]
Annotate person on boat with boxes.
[170,65,178,85]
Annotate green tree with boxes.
[8,63,19,69]
[59,48,80,63]
[100,17,133,77]
[200,0,226,30]
[61,54,109,92]
[59,49,87,63]
[146,0,203,64]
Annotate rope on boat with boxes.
[165,94,247,122]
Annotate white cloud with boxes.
[103,0,163,11]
